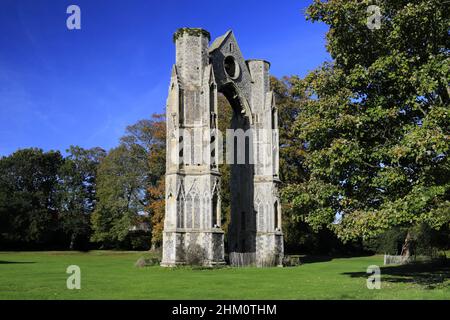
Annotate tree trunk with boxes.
[400,231,412,257]
[69,233,76,251]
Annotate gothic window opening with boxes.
[210,84,215,114]
[179,135,184,165]
[224,56,239,79]
[274,201,279,230]
[212,192,218,227]
[179,89,184,125]
[177,194,184,228]
[210,135,216,167]
[271,108,276,130]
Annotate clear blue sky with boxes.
[0,0,329,156]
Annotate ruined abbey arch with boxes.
[161,28,283,267]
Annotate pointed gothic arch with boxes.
[162,28,283,267]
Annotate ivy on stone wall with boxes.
[173,28,211,43]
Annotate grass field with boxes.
[0,251,448,300]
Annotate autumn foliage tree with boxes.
[57,146,106,250]
[143,114,166,249]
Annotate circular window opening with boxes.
[224,56,240,79]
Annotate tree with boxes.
[271,76,307,184]
[284,0,449,253]
[0,148,63,247]
[271,76,340,253]
[91,144,149,247]
[120,116,166,186]
[57,146,106,249]
[91,114,166,249]
[141,114,166,249]
[147,176,165,249]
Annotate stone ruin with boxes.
[161,28,283,267]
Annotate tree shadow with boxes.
[299,255,334,264]
[0,261,36,264]
[297,253,373,264]
[343,261,450,289]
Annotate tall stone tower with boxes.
[161,28,283,267]
[161,28,224,266]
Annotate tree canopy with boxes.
[0,148,63,246]
[283,0,449,242]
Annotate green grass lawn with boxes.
[0,251,448,300]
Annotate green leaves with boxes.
[285,0,450,241]
[0,149,63,243]
[91,144,149,245]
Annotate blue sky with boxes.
[0,0,329,156]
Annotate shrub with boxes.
[134,256,161,268]
[283,255,302,267]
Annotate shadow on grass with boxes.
[0,260,36,264]
[343,261,450,289]
[297,253,373,264]
[299,255,333,264]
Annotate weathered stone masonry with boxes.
[161,28,283,267]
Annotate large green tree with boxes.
[57,146,106,249]
[283,0,449,250]
[0,148,63,247]
[91,144,149,247]
[271,76,307,185]
[271,76,341,253]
